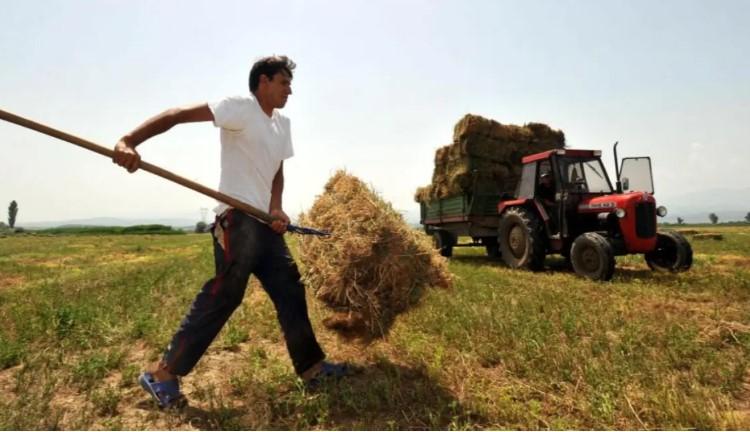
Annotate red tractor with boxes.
[496,143,693,280]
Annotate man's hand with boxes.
[113,139,141,173]
[270,208,290,234]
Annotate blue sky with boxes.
[1,0,748,224]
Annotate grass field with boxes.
[0,226,748,429]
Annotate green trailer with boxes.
[418,150,526,257]
[420,192,504,258]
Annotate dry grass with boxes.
[0,225,748,429]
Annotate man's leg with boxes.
[153,210,260,379]
[254,227,326,377]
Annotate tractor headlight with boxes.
[656,206,668,217]
[614,208,626,218]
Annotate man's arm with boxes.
[113,103,214,172]
[269,162,290,234]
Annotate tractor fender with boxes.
[498,198,549,223]
[498,198,527,215]
[498,199,560,250]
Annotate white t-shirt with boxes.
[209,94,294,215]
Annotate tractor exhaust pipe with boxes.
[613,141,622,193]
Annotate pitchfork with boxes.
[0,108,330,237]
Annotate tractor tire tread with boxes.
[498,207,546,271]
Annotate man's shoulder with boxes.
[211,95,257,119]
[221,94,254,106]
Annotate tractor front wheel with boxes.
[570,233,615,281]
[498,207,546,270]
[645,231,693,272]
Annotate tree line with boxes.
[672,212,750,225]
[4,201,750,233]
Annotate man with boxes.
[537,171,559,233]
[538,171,556,208]
[113,56,346,409]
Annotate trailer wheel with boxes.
[645,231,693,272]
[570,233,615,281]
[561,248,574,270]
[433,231,455,258]
[482,237,500,258]
[498,207,546,270]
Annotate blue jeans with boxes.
[159,209,325,376]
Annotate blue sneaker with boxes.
[304,361,350,390]
[138,372,187,409]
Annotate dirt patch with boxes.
[94,252,157,265]
[692,233,724,241]
[724,367,750,428]
[50,386,93,427]
[15,256,78,268]
[635,295,750,347]
[635,295,720,328]
[704,254,750,273]
[718,255,750,268]
[123,340,153,365]
[0,364,22,394]
[640,296,717,315]
[699,321,750,346]
[0,274,25,289]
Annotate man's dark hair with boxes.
[248,55,296,93]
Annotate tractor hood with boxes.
[577,191,656,213]
[578,191,658,253]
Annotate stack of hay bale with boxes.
[297,170,452,339]
[414,114,566,202]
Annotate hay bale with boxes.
[413,185,432,203]
[298,171,452,338]
[692,233,724,241]
[675,229,700,235]
[416,114,565,202]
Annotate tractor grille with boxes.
[635,202,656,238]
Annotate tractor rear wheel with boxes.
[570,232,615,281]
[433,230,455,258]
[645,231,693,272]
[498,207,546,270]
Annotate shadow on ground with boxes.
[450,254,505,267]
[136,358,486,430]
[451,253,669,283]
[302,358,487,430]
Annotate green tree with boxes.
[677,217,684,225]
[709,212,718,224]
[8,201,18,229]
[745,212,750,223]
[195,221,208,233]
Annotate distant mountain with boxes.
[21,217,198,229]
[16,187,749,229]
[657,187,750,223]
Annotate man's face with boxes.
[260,70,293,109]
